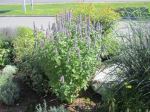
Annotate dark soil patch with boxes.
[0,81,101,112]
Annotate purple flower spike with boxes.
[68,11,72,24]
[74,25,78,49]
[51,23,57,33]
[87,16,90,35]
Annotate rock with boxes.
[91,64,122,98]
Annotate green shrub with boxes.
[13,27,47,93]
[20,59,49,94]
[0,40,9,66]
[101,34,120,60]
[0,65,20,105]
[36,100,68,112]
[37,37,99,102]
[33,13,101,103]
[0,38,13,66]
[0,28,16,66]
[73,4,120,34]
[116,7,150,19]
[13,27,35,61]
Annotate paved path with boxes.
[0,17,149,36]
[0,17,55,29]
[0,0,149,4]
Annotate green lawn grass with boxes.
[0,2,150,16]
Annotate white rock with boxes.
[93,65,118,83]
[91,64,122,96]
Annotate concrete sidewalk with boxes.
[0,16,149,32]
[0,17,55,29]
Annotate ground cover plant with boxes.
[0,65,20,105]
[0,2,150,16]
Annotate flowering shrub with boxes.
[73,4,120,34]
[33,13,101,102]
[95,8,120,34]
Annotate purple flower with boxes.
[87,16,90,36]
[74,26,78,48]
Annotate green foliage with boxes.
[20,58,49,94]
[36,36,99,103]
[32,13,101,103]
[73,4,120,34]
[0,28,17,66]
[108,23,150,111]
[13,27,35,61]
[35,100,68,112]
[0,38,13,66]
[0,40,9,66]
[101,35,120,60]
[116,7,150,19]
[0,65,20,105]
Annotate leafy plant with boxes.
[20,58,49,94]
[34,13,101,103]
[0,65,20,105]
[13,27,47,93]
[13,27,35,61]
[100,34,120,61]
[0,38,13,66]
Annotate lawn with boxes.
[0,2,150,16]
